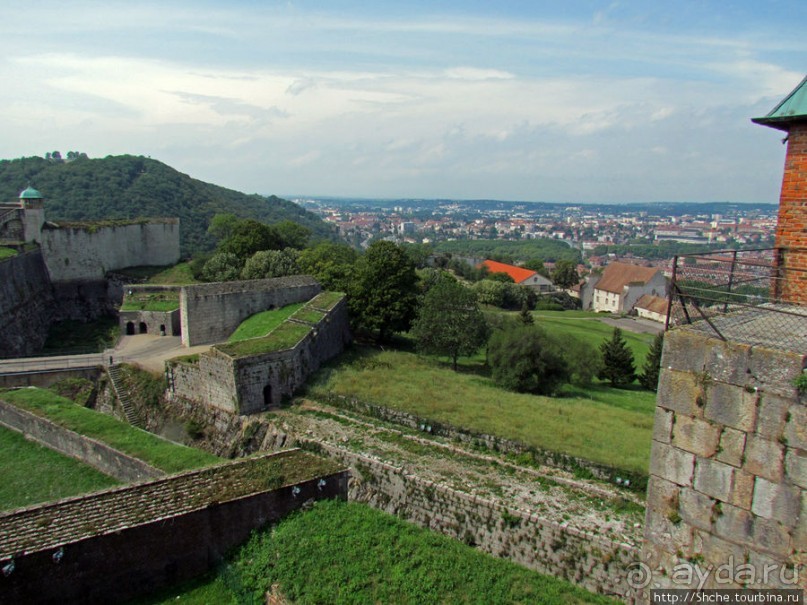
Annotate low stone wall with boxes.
[0,451,348,605]
[0,367,100,390]
[180,276,321,346]
[0,399,162,483]
[318,393,647,491]
[304,440,637,597]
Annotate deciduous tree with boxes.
[488,325,570,395]
[551,260,580,289]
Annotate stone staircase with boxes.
[107,364,143,427]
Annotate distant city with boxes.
[290,197,778,259]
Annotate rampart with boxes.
[641,328,806,594]
[0,250,56,357]
[0,399,162,483]
[179,275,321,346]
[0,450,348,604]
[169,293,351,413]
[120,285,182,336]
[40,219,180,282]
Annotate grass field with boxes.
[0,247,18,261]
[136,500,612,605]
[227,303,305,342]
[309,310,660,475]
[40,317,120,355]
[0,425,119,511]
[0,389,220,473]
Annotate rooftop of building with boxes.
[752,75,807,131]
[594,262,661,294]
[479,259,537,283]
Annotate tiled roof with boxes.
[594,262,660,295]
[635,294,669,315]
[479,260,536,284]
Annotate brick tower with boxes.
[753,75,807,303]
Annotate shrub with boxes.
[488,325,570,395]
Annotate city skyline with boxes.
[1,1,805,204]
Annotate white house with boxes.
[591,262,667,313]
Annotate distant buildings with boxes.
[588,262,667,314]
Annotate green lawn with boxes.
[120,291,180,312]
[227,303,305,342]
[0,389,220,473]
[0,425,119,511]
[0,247,18,261]
[218,322,312,358]
[310,346,656,474]
[137,500,612,605]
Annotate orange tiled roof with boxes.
[480,260,536,284]
[595,262,660,294]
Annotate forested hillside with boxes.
[0,155,337,256]
[435,238,581,264]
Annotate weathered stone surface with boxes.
[746,551,803,589]
[697,530,748,575]
[744,435,785,482]
[704,382,758,432]
[752,516,793,558]
[657,369,705,417]
[644,512,695,553]
[678,487,714,531]
[704,339,753,387]
[661,330,708,374]
[672,416,720,458]
[650,441,696,486]
[794,492,807,547]
[716,426,746,468]
[693,458,734,502]
[784,404,807,451]
[748,346,805,398]
[755,393,793,441]
[751,477,802,527]
[729,470,756,511]
[646,475,680,516]
[784,448,807,489]
[712,503,753,546]
[653,407,674,444]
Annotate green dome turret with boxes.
[19,186,43,200]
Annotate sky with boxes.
[1,1,805,204]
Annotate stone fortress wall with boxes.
[40,219,180,282]
[119,285,182,336]
[640,329,806,594]
[179,275,321,346]
[0,250,56,357]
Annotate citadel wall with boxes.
[0,250,56,357]
[40,219,180,282]
[640,329,806,594]
[179,275,321,346]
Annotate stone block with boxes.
[694,458,734,502]
[748,346,806,398]
[712,503,754,546]
[794,492,807,548]
[704,382,758,432]
[659,369,709,418]
[646,475,680,516]
[755,393,792,441]
[679,487,714,531]
[784,404,807,451]
[644,511,695,553]
[785,448,807,489]
[746,551,802,589]
[752,516,793,558]
[704,339,753,387]
[650,441,696,486]
[661,330,710,374]
[752,477,802,528]
[653,407,674,444]
[744,436,785,482]
[729,470,756,510]
[716,426,746,468]
[671,415,721,458]
[698,530,748,572]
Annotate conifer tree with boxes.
[598,327,636,387]
[518,302,534,325]
[639,332,664,391]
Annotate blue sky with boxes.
[1,1,804,203]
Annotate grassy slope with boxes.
[136,500,612,605]
[0,425,119,511]
[227,303,305,342]
[0,389,220,473]
[0,247,18,260]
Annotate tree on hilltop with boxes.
[411,276,489,371]
[598,327,636,387]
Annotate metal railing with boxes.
[666,247,807,350]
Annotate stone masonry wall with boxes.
[775,123,807,304]
[305,440,638,597]
[40,220,180,282]
[0,250,56,358]
[641,329,806,594]
[180,276,320,346]
[0,399,163,483]
[169,348,239,413]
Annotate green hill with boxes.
[0,155,337,256]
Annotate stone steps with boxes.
[107,364,143,427]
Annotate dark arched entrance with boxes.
[126,322,135,335]
[263,385,273,407]
[139,322,147,334]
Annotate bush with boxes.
[564,339,602,386]
[488,326,570,395]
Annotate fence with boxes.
[666,247,807,351]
